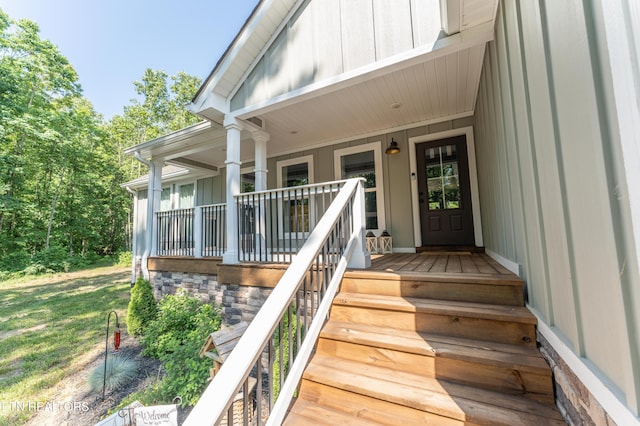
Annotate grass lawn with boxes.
[0,265,131,425]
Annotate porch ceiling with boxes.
[180,40,487,169]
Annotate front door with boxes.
[416,136,475,246]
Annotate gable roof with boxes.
[191,0,300,120]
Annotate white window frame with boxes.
[333,142,386,233]
[276,155,315,238]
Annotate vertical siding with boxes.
[231,0,441,111]
[473,0,638,413]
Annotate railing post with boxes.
[347,179,371,269]
[194,206,203,258]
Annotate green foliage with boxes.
[140,291,222,406]
[113,250,133,267]
[273,306,300,399]
[127,278,157,336]
[88,356,137,393]
[0,8,202,273]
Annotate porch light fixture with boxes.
[385,138,400,155]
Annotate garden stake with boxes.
[102,310,120,401]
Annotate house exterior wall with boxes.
[473,0,640,420]
[230,0,441,112]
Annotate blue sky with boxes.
[0,0,260,120]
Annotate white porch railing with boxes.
[155,203,226,257]
[235,180,347,263]
[183,178,366,426]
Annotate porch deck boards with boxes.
[369,252,513,275]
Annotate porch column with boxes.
[348,179,371,269]
[223,116,243,264]
[252,130,269,191]
[252,130,269,257]
[150,158,164,257]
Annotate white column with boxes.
[252,130,269,191]
[150,158,164,257]
[252,130,269,258]
[348,179,371,269]
[223,116,243,264]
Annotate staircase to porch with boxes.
[283,253,566,425]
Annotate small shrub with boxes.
[115,251,133,267]
[88,356,137,393]
[127,278,157,336]
[140,291,222,406]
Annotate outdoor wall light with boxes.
[385,138,400,155]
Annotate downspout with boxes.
[124,186,138,286]
[134,151,154,280]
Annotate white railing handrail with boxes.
[266,223,359,425]
[183,178,362,426]
[199,202,227,209]
[156,206,195,214]
[234,179,348,199]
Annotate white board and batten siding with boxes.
[473,0,640,420]
[230,0,441,112]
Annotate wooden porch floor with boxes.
[368,252,514,276]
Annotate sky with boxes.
[0,0,260,120]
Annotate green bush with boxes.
[127,278,157,336]
[140,290,222,406]
[114,251,133,267]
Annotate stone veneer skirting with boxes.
[149,270,272,325]
[146,257,286,326]
[537,331,618,426]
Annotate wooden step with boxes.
[296,355,565,426]
[283,398,386,425]
[317,320,554,402]
[342,270,525,306]
[330,292,537,347]
[294,381,468,425]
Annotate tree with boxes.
[0,7,202,272]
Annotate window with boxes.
[241,171,256,193]
[160,187,172,211]
[178,183,194,209]
[277,156,314,235]
[334,143,385,232]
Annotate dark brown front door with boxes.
[416,136,475,246]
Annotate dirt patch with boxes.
[25,333,162,426]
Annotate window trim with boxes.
[276,155,314,188]
[276,155,315,239]
[333,142,386,233]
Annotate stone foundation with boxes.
[149,270,272,325]
[537,331,618,426]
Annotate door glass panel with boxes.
[426,145,461,210]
